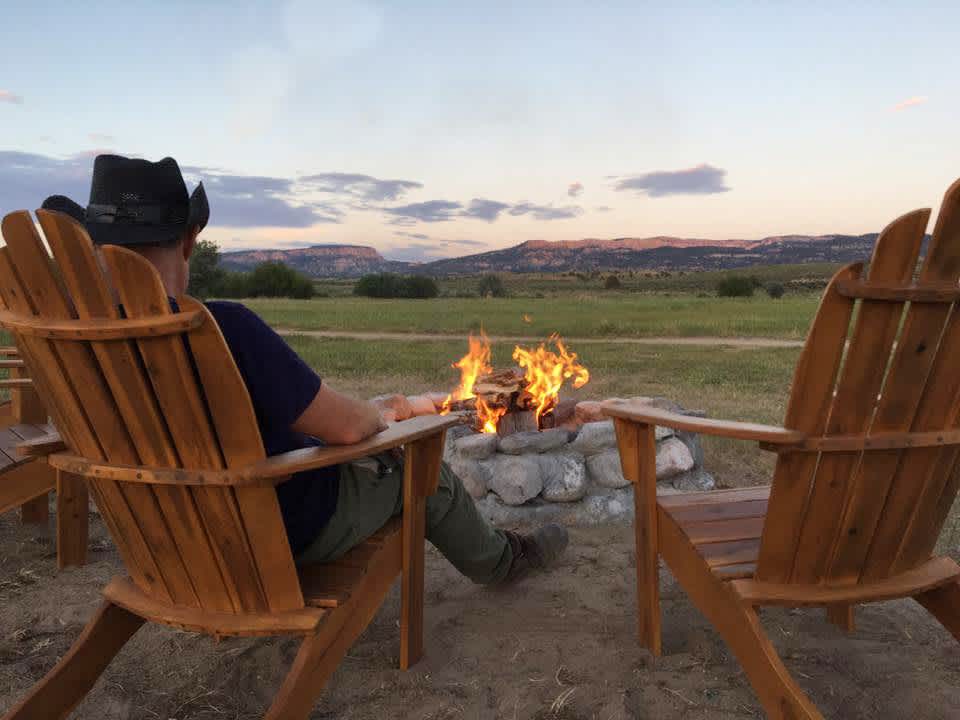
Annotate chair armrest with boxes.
[47,414,464,487]
[16,431,66,458]
[602,402,804,445]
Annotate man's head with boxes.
[41,154,209,295]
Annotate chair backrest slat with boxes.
[755,263,861,582]
[0,210,303,614]
[788,209,928,584]
[759,179,960,586]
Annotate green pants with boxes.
[297,458,513,585]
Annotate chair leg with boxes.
[659,515,822,719]
[915,579,960,641]
[826,604,855,633]
[56,470,89,568]
[2,601,143,720]
[265,563,399,720]
[400,495,427,670]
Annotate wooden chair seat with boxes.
[660,486,769,581]
[299,518,403,609]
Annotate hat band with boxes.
[87,202,188,226]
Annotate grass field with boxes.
[241,293,821,339]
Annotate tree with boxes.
[245,261,314,298]
[354,273,439,299]
[604,275,622,290]
[716,276,755,297]
[766,282,785,299]
[478,274,506,297]
[187,238,226,299]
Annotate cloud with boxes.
[283,0,383,62]
[0,90,23,104]
[595,205,613,212]
[88,132,116,143]
[0,151,92,212]
[614,164,731,198]
[384,200,463,224]
[567,182,583,198]
[892,95,928,111]
[509,202,583,220]
[461,198,511,222]
[394,230,430,240]
[449,238,486,247]
[383,242,451,262]
[301,172,422,202]
[190,169,342,227]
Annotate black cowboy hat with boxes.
[41,154,209,246]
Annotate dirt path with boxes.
[277,329,805,348]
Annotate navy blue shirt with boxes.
[205,301,339,555]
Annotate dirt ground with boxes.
[0,511,957,720]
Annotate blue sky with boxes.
[1,1,957,261]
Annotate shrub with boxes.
[354,273,439,299]
[246,261,314,298]
[478,274,507,298]
[187,239,226,299]
[765,282,785,299]
[716,276,756,297]
[604,275,622,290]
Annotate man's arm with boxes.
[292,383,386,445]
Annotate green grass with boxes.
[239,294,820,339]
[311,262,842,298]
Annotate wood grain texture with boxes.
[614,418,662,655]
[603,404,804,444]
[0,308,203,339]
[56,470,88,569]
[791,209,928,585]
[732,557,959,607]
[756,263,862,582]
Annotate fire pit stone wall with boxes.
[373,393,716,522]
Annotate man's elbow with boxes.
[330,426,369,446]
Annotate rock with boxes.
[671,468,716,492]
[498,428,571,455]
[574,400,614,425]
[539,452,587,502]
[448,456,491,499]
[675,428,704,469]
[656,438,694,480]
[487,454,543,505]
[372,393,413,421]
[586,448,630,488]
[406,395,437,416]
[426,391,450,410]
[444,423,476,461]
[569,420,618,455]
[454,432,499,460]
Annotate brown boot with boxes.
[499,523,569,585]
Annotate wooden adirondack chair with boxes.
[0,209,458,720]
[605,179,960,719]
[0,346,87,568]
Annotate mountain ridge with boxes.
[219,234,884,278]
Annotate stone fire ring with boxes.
[372,393,715,524]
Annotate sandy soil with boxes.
[276,330,805,349]
[0,512,957,720]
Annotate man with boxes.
[43,154,568,585]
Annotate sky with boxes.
[1,1,958,262]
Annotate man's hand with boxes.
[292,383,386,445]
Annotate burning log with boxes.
[496,410,538,436]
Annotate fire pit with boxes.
[372,333,715,524]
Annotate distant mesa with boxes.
[219,234,884,278]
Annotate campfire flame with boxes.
[443,331,590,433]
[514,335,590,424]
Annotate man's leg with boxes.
[425,462,514,585]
